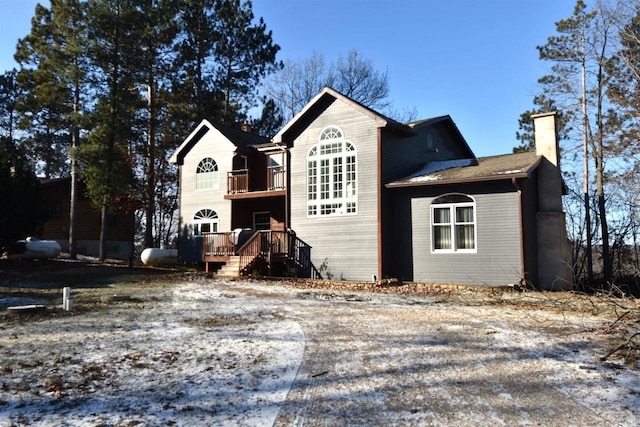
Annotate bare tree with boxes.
[264,49,391,120]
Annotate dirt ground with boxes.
[0,260,639,426]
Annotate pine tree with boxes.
[14,0,91,259]
[212,0,281,125]
[537,0,618,283]
[81,0,140,260]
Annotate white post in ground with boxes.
[62,287,73,311]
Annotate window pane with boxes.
[320,159,330,200]
[433,225,452,250]
[196,171,217,189]
[456,225,475,249]
[456,206,473,223]
[333,157,343,198]
[433,207,450,224]
[308,160,317,201]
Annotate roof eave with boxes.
[385,171,531,189]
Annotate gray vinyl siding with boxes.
[407,187,522,286]
[179,130,235,234]
[289,99,380,281]
[380,123,469,184]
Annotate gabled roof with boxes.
[386,151,541,188]
[273,87,415,144]
[169,119,271,165]
[408,115,477,161]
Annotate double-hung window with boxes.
[307,126,357,217]
[431,194,476,252]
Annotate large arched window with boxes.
[431,194,476,252]
[307,126,357,217]
[196,157,219,190]
[193,209,219,235]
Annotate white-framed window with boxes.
[307,126,357,217]
[196,157,219,190]
[431,194,476,252]
[193,209,219,235]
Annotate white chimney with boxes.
[532,112,559,167]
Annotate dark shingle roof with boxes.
[386,151,541,188]
[215,123,271,149]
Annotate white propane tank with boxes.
[3,237,62,260]
[140,247,178,266]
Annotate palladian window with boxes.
[307,126,357,217]
[196,157,219,189]
[431,194,476,252]
[193,209,219,235]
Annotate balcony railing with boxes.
[227,169,249,194]
[202,232,235,256]
[226,168,286,194]
[268,167,285,190]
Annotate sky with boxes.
[0,0,577,157]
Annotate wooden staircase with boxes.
[215,255,241,277]
[203,230,318,279]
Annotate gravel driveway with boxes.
[1,277,639,426]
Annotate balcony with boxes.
[225,167,286,199]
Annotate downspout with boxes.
[285,148,291,231]
[512,177,526,286]
[377,127,383,282]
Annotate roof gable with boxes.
[273,87,415,144]
[407,115,476,160]
[169,119,271,165]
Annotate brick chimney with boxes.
[241,120,253,134]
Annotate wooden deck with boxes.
[202,230,317,277]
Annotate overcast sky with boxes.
[0,0,577,156]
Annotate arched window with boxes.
[193,209,219,235]
[307,126,357,216]
[196,157,219,190]
[431,194,476,252]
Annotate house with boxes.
[38,177,135,260]
[170,87,572,290]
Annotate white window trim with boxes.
[430,195,477,254]
[193,208,219,235]
[307,126,357,217]
[196,157,220,190]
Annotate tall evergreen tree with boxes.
[81,0,139,260]
[514,95,571,153]
[172,0,220,130]
[130,0,180,249]
[0,70,21,141]
[212,0,281,125]
[537,0,619,283]
[14,0,90,258]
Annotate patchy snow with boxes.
[400,158,476,183]
[494,169,527,175]
[1,280,639,426]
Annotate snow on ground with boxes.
[1,279,639,426]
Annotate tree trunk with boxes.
[68,88,80,259]
[99,198,109,261]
